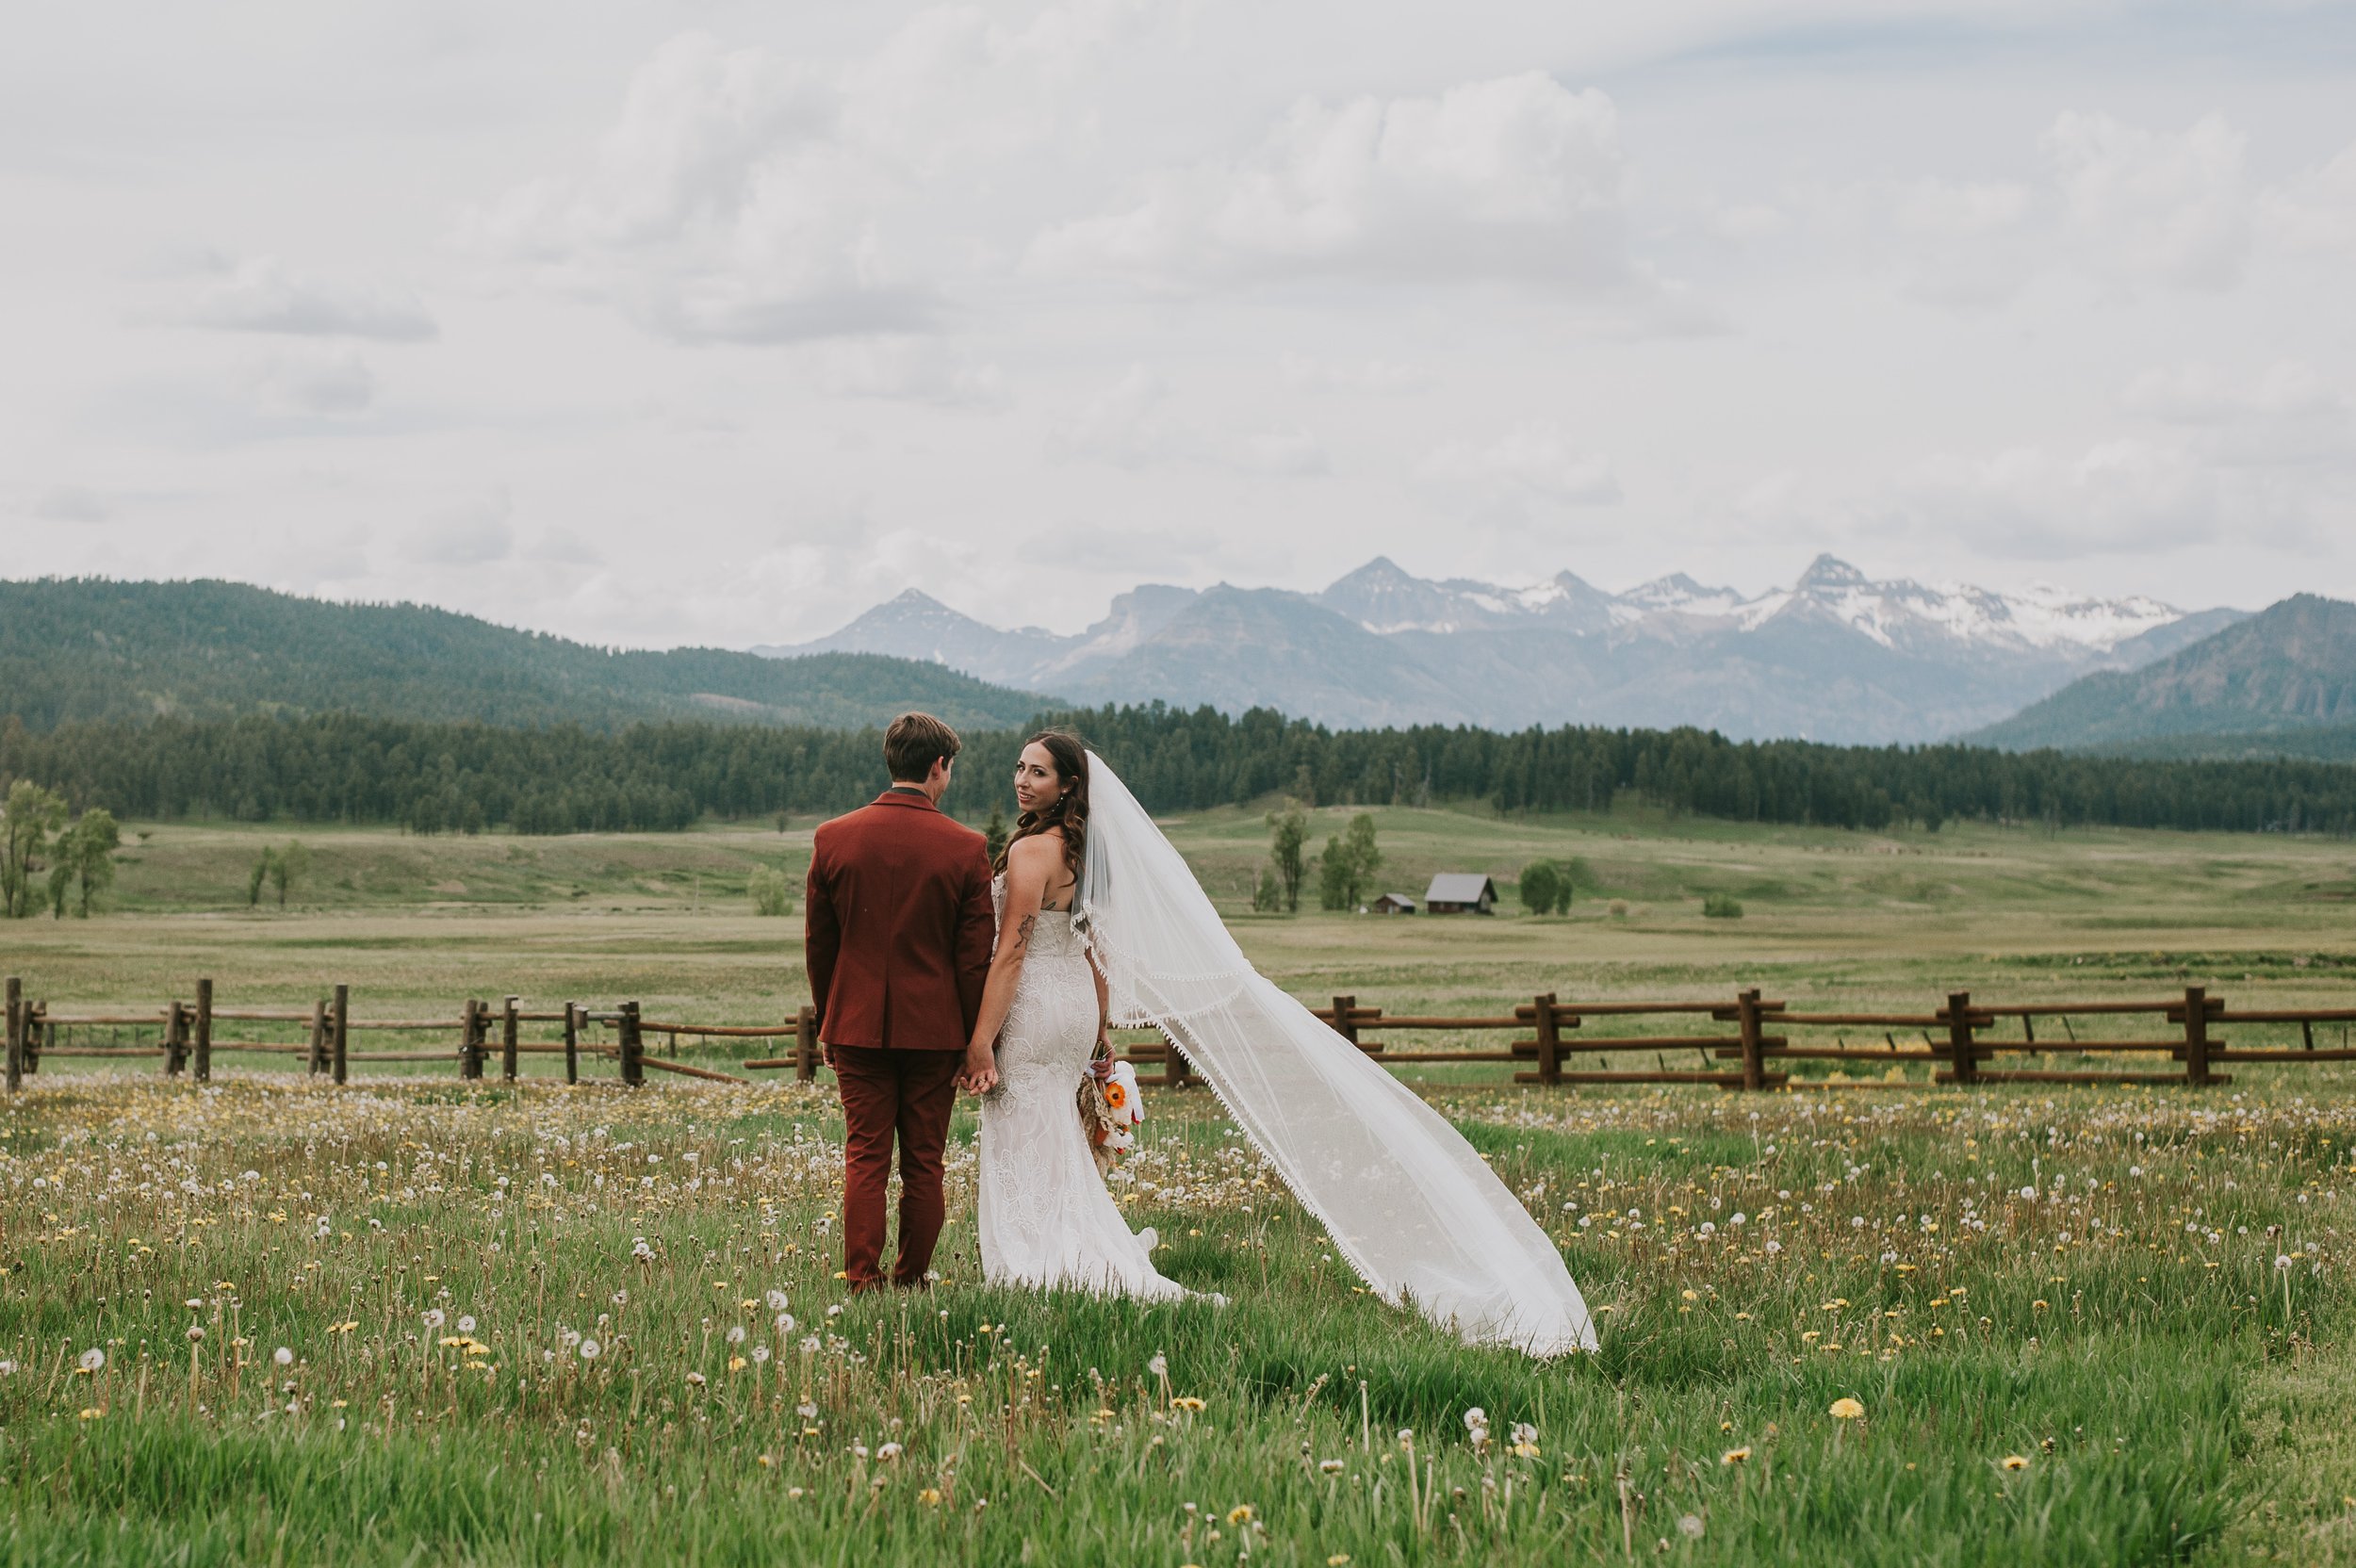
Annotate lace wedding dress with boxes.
[975,878,1200,1300]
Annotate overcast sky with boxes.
[5,2,2353,645]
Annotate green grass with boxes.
[6,805,2356,1560]
[3,1076,2349,1564]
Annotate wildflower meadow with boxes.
[7,810,2356,1562]
[6,1070,2354,1564]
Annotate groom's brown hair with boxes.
[883,711,961,782]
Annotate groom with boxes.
[804,711,998,1292]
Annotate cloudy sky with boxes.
[5,1,2353,645]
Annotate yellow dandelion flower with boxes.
[920,1488,943,1506]
[2002,1455,2029,1471]
[1722,1447,1751,1464]
[77,1408,103,1421]
[1171,1396,1206,1413]
[1828,1397,1865,1420]
[1227,1504,1254,1526]
[1328,1557,1352,1566]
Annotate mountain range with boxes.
[1968,594,2356,753]
[770,555,2247,743]
[0,578,1045,733]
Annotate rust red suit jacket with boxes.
[804,789,996,1051]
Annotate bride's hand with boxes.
[960,1044,1000,1095]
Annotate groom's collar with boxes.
[874,787,939,812]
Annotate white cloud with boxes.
[1029,73,1640,291]
[468,32,924,344]
[1886,433,2333,560]
[169,255,436,341]
[2044,111,2250,290]
[2258,140,2356,257]
[247,351,378,416]
[403,489,515,565]
[1415,423,1622,515]
[813,336,1011,410]
[2120,361,2341,425]
[1898,440,2220,556]
[1045,366,1329,475]
[1891,178,2034,237]
[1279,351,1434,393]
[470,9,1140,348]
[2119,362,2352,467]
[30,487,113,524]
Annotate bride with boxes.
[963,730,1597,1357]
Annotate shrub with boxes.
[1702,893,1744,919]
[748,866,794,917]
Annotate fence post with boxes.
[2183,985,2213,1087]
[1532,991,1562,1086]
[564,1003,581,1086]
[794,1005,817,1084]
[193,978,213,1083]
[619,1002,645,1086]
[1331,995,1359,1051]
[164,1001,188,1077]
[5,977,20,1095]
[501,996,520,1084]
[1736,988,1765,1091]
[28,1005,41,1074]
[306,999,326,1076]
[1946,990,1978,1086]
[459,999,483,1081]
[1165,1036,1193,1089]
[331,985,349,1086]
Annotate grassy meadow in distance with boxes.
[8,800,2356,1563]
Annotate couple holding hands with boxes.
[804,711,1595,1356]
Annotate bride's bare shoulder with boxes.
[1006,828,1063,858]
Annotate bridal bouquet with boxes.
[1078,1054,1145,1178]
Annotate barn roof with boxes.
[1423,874,1496,903]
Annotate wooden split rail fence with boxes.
[8,976,2356,1095]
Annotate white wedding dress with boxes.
[975,877,1201,1300]
[1023,751,1598,1357]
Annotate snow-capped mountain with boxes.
[760,555,2244,743]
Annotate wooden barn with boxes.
[1371,892,1418,915]
[1422,874,1497,915]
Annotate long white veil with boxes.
[1077,751,1597,1356]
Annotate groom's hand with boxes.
[960,1045,999,1095]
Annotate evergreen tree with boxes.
[1519,861,1562,916]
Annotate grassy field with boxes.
[7,804,2353,1077]
[5,804,2356,1562]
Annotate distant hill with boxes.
[2083,727,2356,763]
[1969,595,2356,751]
[0,578,1053,732]
[775,553,2244,743]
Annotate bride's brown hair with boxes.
[995,729,1088,887]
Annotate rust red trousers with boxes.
[830,1044,963,1289]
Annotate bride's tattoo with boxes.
[1011,912,1038,953]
